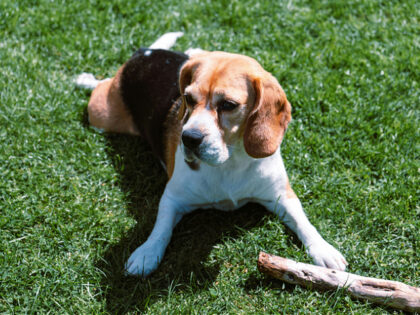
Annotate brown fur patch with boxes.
[163,98,184,179]
[243,76,292,158]
[87,67,139,135]
[186,160,200,171]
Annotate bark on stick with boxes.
[257,252,420,312]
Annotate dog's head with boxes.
[179,52,291,166]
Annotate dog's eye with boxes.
[219,100,239,111]
[184,93,196,106]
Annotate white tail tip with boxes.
[75,72,110,90]
[149,32,184,50]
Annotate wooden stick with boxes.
[257,252,420,312]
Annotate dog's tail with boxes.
[75,32,184,90]
[149,31,183,50]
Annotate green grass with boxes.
[1,0,419,313]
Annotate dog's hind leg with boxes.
[75,31,185,135]
[78,68,140,135]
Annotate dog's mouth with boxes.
[181,135,230,167]
[182,145,201,170]
[182,145,197,163]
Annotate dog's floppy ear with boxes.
[244,76,292,158]
[179,57,204,94]
[177,59,199,121]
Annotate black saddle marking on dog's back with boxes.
[120,48,189,161]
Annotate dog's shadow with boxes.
[96,133,269,313]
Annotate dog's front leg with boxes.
[125,193,184,277]
[263,197,348,271]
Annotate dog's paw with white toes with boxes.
[307,240,348,271]
[125,242,164,277]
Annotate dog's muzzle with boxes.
[181,127,229,166]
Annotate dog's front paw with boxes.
[125,242,164,277]
[307,240,348,271]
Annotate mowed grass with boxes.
[1,0,419,313]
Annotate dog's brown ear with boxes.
[177,97,187,121]
[179,59,199,95]
[244,76,292,158]
[178,60,199,121]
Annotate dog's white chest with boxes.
[166,147,288,212]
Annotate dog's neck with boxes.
[167,142,286,209]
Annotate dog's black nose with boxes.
[182,129,204,150]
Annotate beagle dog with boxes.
[78,33,347,277]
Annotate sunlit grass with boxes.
[0,0,418,313]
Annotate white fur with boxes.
[75,73,110,90]
[125,143,347,276]
[184,48,205,57]
[149,32,184,50]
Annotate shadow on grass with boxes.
[95,133,268,313]
[243,274,297,294]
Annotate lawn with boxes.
[0,0,418,313]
